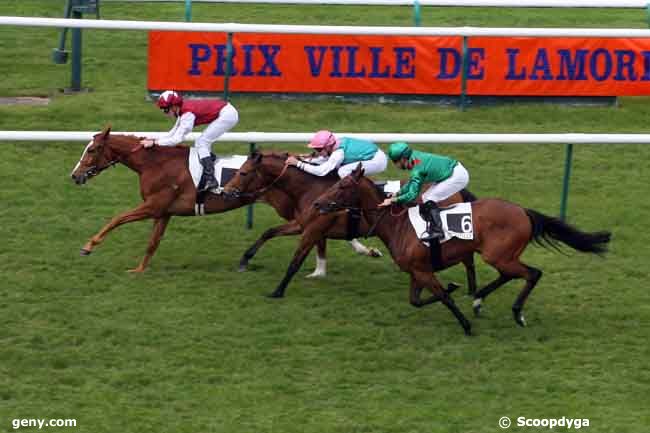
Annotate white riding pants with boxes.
[195,103,239,159]
[337,149,388,178]
[421,162,470,203]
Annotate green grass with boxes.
[1,2,650,433]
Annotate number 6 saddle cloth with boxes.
[408,202,474,244]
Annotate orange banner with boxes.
[148,32,650,96]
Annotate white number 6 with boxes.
[461,215,472,233]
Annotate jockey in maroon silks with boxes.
[140,90,239,192]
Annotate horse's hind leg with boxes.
[510,264,542,327]
[472,273,513,316]
[238,220,302,272]
[127,215,171,273]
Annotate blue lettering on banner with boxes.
[186,42,650,85]
[506,48,527,80]
[187,44,283,77]
[188,44,211,76]
[369,47,390,78]
[590,48,612,82]
[557,49,588,81]
[437,48,461,79]
[393,47,415,78]
[467,48,485,79]
[507,47,650,82]
[530,48,553,80]
[257,45,282,76]
[615,50,637,81]
[642,51,650,81]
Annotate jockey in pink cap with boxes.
[286,130,387,179]
[139,90,239,192]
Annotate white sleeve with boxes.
[157,112,196,146]
[298,149,344,176]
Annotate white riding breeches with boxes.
[421,162,470,203]
[195,103,239,159]
[337,149,388,178]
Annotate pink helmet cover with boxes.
[308,130,338,149]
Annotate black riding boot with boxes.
[199,156,220,192]
[420,200,444,241]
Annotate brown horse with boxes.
[69,127,324,272]
[223,151,479,297]
[311,165,611,335]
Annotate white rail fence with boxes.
[2,131,650,144]
[100,0,650,8]
[2,16,650,37]
[4,130,648,220]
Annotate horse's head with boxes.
[314,163,365,214]
[223,150,289,199]
[70,126,117,185]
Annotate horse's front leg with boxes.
[413,270,472,335]
[238,220,303,272]
[127,215,171,273]
[269,225,327,298]
[80,202,157,255]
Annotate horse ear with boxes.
[352,162,364,180]
[252,151,263,163]
[101,125,112,139]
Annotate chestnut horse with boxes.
[312,165,611,335]
[223,151,479,296]
[69,127,361,273]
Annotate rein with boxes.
[235,162,291,198]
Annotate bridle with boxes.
[227,160,291,199]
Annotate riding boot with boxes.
[420,200,444,241]
[199,156,220,192]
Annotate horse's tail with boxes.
[525,209,611,255]
[460,188,478,202]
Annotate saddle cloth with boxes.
[408,202,474,244]
[188,148,247,192]
[374,180,402,197]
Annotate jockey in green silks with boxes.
[378,142,470,241]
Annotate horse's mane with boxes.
[107,134,188,156]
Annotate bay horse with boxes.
[69,127,366,274]
[223,151,479,295]
[311,165,611,335]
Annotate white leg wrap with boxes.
[306,253,327,278]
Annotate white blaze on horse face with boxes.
[71,140,94,176]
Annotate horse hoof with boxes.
[306,272,326,279]
[513,310,526,327]
[238,265,248,273]
[472,298,482,316]
[79,249,91,256]
[463,325,473,336]
[267,291,284,299]
[369,248,383,258]
[446,282,460,294]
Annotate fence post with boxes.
[185,0,192,22]
[413,0,421,27]
[70,9,83,91]
[460,36,469,111]
[223,32,233,101]
[560,143,573,221]
[246,142,256,229]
